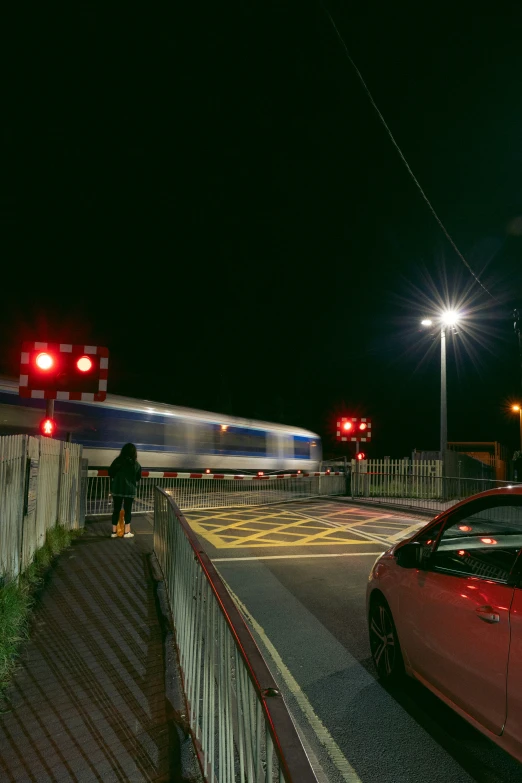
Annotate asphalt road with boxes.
[185,498,522,783]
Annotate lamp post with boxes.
[513,404,522,452]
[421,311,460,479]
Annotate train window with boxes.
[215,426,267,456]
[192,422,218,453]
[293,436,311,459]
[77,415,167,448]
[163,420,185,450]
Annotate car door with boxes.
[505,561,522,754]
[398,497,522,735]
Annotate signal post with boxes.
[336,417,372,497]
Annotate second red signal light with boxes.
[76,356,93,372]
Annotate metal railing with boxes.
[154,487,318,783]
[350,470,521,514]
[86,471,346,516]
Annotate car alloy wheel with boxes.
[369,599,403,681]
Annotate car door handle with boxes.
[476,606,500,624]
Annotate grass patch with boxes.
[0,525,82,696]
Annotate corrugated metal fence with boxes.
[0,435,84,581]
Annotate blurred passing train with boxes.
[0,377,322,472]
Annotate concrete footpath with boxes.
[0,514,201,783]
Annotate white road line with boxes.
[213,552,384,562]
[223,582,363,783]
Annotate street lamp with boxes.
[421,310,461,477]
[512,404,522,452]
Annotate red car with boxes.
[367,486,522,763]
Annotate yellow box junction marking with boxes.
[184,505,396,549]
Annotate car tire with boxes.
[369,596,404,682]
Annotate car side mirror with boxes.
[396,541,424,569]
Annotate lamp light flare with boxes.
[421,319,433,326]
[441,310,460,326]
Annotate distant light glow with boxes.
[343,421,353,431]
[459,525,472,532]
[359,422,367,431]
[421,319,433,326]
[36,352,54,370]
[205,469,210,474]
[481,537,497,545]
[441,310,460,326]
[221,425,228,431]
[458,550,465,556]
[513,405,521,412]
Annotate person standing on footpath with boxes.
[108,443,142,538]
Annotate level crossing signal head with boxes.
[356,451,366,461]
[19,342,109,401]
[336,417,372,442]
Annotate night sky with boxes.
[2,1,522,459]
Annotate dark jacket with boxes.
[109,456,142,498]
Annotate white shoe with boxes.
[123,532,134,538]
[111,533,118,538]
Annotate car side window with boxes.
[430,502,522,582]
[411,520,445,565]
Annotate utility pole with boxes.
[440,326,447,478]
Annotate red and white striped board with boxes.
[19,342,109,401]
[336,417,372,442]
[87,470,343,479]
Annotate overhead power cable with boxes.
[321,3,503,305]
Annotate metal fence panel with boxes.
[0,435,26,580]
[350,470,520,514]
[86,472,346,516]
[36,437,61,548]
[57,442,83,529]
[154,487,318,783]
[0,435,84,581]
[20,436,40,574]
[79,458,89,527]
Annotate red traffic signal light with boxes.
[76,355,93,372]
[19,342,109,401]
[337,418,372,442]
[356,452,366,461]
[40,418,56,437]
[35,352,54,371]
